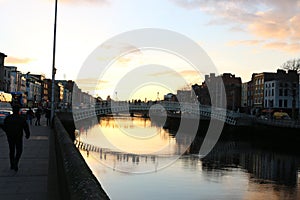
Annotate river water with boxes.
[77,116,300,200]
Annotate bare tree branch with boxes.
[281,58,300,73]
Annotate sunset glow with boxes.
[1,0,299,99]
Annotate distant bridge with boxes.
[72,101,253,126]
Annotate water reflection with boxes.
[77,116,300,199]
[76,116,194,173]
[202,141,299,186]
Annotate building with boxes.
[2,66,18,92]
[25,74,42,107]
[250,69,299,111]
[177,90,196,103]
[195,73,242,110]
[192,83,211,105]
[56,80,75,108]
[10,70,23,92]
[0,52,7,91]
[264,78,299,116]
[241,82,248,108]
[30,74,47,106]
[222,73,242,110]
[44,79,52,107]
[164,93,177,101]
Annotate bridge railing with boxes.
[72,101,255,126]
[72,101,242,124]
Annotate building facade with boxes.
[0,52,7,91]
[264,80,299,109]
[241,82,248,107]
[195,73,242,110]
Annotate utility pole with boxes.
[51,0,58,126]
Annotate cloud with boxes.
[76,78,108,90]
[172,0,300,53]
[263,42,300,53]
[6,56,33,64]
[76,78,108,85]
[148,69,202,84]
[97,43,142,64]
[228,40,264,46]
[149,69,176,77]
[179,70,200,76]
[48,0,109,6]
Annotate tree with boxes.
[281,58,300,73]
[280,58,300,119]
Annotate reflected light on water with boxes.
[78,116,178,155]
[77,116,300,200]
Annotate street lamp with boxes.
[51,0,58,125]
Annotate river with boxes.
[76,116,300,200]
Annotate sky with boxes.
[1,0,300,100]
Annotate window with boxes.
[279,89,283,96]
[265,100,267,107]
[272,83,274,87]
[265,90,268,96]
[272,89,274,96]
[270,100,274,108]
[284,100,288,108]
[284,89,288,96]
[279,99,282,107]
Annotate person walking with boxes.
[45,108,51,126]
[35,108,41,126]
[26,107,34,125]
[3,105,30,171]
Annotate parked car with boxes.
[0,110,13,125]
[273,112,291,120]
[258,115,269,120]
[19,108,29,116]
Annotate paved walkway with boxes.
[0,115,54,200]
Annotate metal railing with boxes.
[71,102,242,125]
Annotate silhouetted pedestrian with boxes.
[35,108,41,126]
[3,105,30,171]
[26,107,34,125]
[45,108,51,126]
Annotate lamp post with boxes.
[51,0,58,125]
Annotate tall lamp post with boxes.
[51,0,58,125]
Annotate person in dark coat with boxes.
[26,107,34,125]
[35,108,41,126]
[45,108,51,126]
[3,105,30,171]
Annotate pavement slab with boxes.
[0,115,54,200]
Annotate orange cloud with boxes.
[179,70,200,76]
[172,0,300,53]
[6,56,33,64]
[248,11,300,41]
[263,42,300,53]
[228,40,264,46]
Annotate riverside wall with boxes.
[51,114,110,200]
